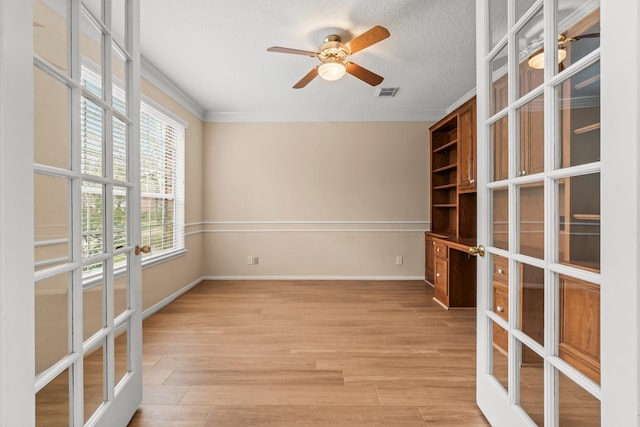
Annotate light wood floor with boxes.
[127,280,489,427]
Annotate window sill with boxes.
[142,248,187,269]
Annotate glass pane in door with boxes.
[556,1,600,71]
[516,8,544,98]
[557,61,601,169]
[518,183,544,258]
[35,273,71,376]
[518,263,544,347]
[518,341,544,426]
[36,368,71,426]
[112,43,128,115]
[489,0,508,50]
[33,0,69,75]
[83,271,105,341]
[492,321,509,391]
[34,67,70,169]
[517,94,544,176]
[34,174,71,272]
[557,174,600,272]
[491,116,509,181]
[114,325,129,386]
[80,10,103,97]
[114,267,129,319]
[490,45,509,116]
[84,344,106,422]
[558,370,600,425]
[492,187,509,250]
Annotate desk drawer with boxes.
[434,242,449,259]
[493,255,508,285]
[493,283,508,321]
[434,257,449,301]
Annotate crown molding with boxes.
[204,109,445,123]
[446,87,477,114]
[140,56,206,121]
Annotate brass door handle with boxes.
[135,245,151,256]
[468,245,485,257]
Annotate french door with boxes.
[476,0,640,425]
[476,0,602,425]
[33,0,142,425]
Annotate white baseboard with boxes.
[202,275,425,281]
[142,276,204,319]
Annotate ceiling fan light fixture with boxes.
[527,47,567,70]
[318,61,346,81]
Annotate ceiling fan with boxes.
[267,25,390,89]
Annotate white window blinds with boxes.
[81,65,185,266]
[139,102,185,260]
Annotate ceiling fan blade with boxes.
[344,25,390,54]
[267,46,317,57]
[345,62,384,86]
[293,67,319,89]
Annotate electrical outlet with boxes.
[253,256,260,265]
[396,256,403,265]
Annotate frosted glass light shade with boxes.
[528,47,567,69]
[318,62,346,81]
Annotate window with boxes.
[139,102,185,261]
[81,66,185,271]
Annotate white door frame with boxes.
[0,1,36,425]
[600,2,640,424]
[475,0,640,425]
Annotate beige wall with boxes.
[202,122,431,278]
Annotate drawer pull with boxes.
[436,273,441,278]
[437,248,440,252]
[497,268,504,274]
[496,305,504,313]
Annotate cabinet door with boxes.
[434,256,449,306]
[458,102,476,192]
[425,235,435,283]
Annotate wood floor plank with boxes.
[127,280,489,426]
[127,405,211,427]
[164,369,345,386]
[181,384,381,406]
[141,385,189,405]
[153,356,317,371]
[203,405,426,427]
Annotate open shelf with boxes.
[573,213,600,221]
[574,122,600,135]
[433,164,457,173]
[433,183,458,190]
[433,203,457,208]
[433,139,458,153]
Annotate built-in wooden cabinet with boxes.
[430,97,477,238]
[559,276,600,383]
[424,234,435,284]
[433,247,448,305]
[427,97,477,309]
[458,102,476,192]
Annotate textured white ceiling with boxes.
[140,0,477,122]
